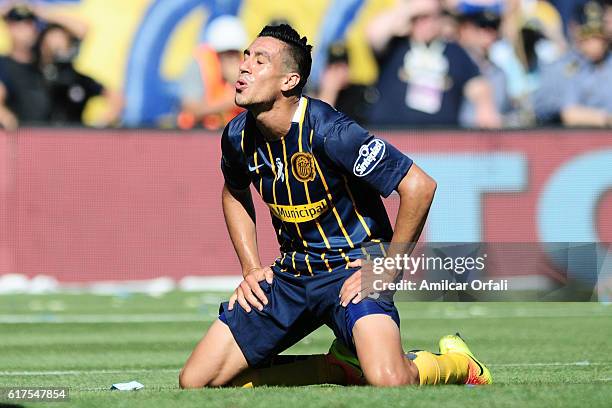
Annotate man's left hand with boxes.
[339,259,364,307]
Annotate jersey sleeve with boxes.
[323,114,413,197]
[220,126,251,190]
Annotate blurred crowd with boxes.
[1,0,611,130]
[0,3,122,130]
[328,0,612,128]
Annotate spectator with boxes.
[0,5,50,130]
[531,44,582,123]
[36,23,123,126]
[316,41,375,126]
[498,0,566,97]
[366,0,501,128]
[456,9,513,127]
[560,1,612,126]
[176,15,246,130]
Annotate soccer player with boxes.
[179,24,491,388]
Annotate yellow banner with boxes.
[268,199,329,223]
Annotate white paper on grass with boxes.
[111,381,144,391]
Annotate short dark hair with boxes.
[258,24,312,92]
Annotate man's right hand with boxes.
[228,266,274,312]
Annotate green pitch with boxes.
[1,292,610,407]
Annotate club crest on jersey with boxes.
[291,152,316,182]
[353,139,385,177]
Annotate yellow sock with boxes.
[411,351,470,385]
[230,355,346,387]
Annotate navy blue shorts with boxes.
[219,265,400,367]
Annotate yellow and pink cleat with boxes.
[438,333,493,385]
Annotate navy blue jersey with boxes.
[221,97,413,274]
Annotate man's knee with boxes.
[179,319,248,389]
[179,367,204,389]
[179,366,229,389]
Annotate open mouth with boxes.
[235,78,248,91]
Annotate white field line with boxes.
[0,362,609,377]
[0,368,179,376]
[489,362,607,367]
[0,310,610,324]
[0,314,207,323]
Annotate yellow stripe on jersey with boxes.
[252,139,263,195]
[291,251,296,271]
[240,130,245,153]
[360,246,370,261]
[315,222,331,249]
[302,128,332,250]
[305,253,313,276]
[253,152,259,174]
[321,252,332,272]
[342,175,372,237]
[254,154,263,196]
[281,138,293,204]
[339,248,351,268]
[301,129,331,250]
[312,155,354,248]
[297,97,308,141]
[371,238,388,257]
[265,143,277,205]
[264,141,290,238]
[295,98,310,248]
[281,137,307,247]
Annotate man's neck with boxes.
[10,47,33,64]
[251,96,300,141]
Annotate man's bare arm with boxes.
[465,77,502,129]
[222,183,259,274]
[222,183,272,312]
[339,164,436,306]
[31,5,89,39]
[365,3,413,54]
[561,105,612,128]
[390,163,436,247]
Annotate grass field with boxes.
[1,292,611,407]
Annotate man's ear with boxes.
[281,73,301,92]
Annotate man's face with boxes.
[40,28,72,63]
[578,34,608,63]
[7,19,38,50]
[235,36,297,108]
[411,12,442,43]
